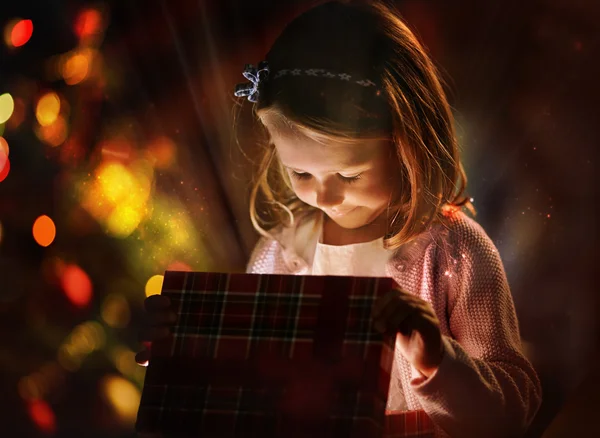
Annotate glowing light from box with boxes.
[33,215,56,247]
[145,275,164,297]
[27,400,56,434]
[102,375,141,424]
[101,294,131,328]
[0,93,14,124]
[167,261,192,272]
[36,92,61,127]
[61,264,93,307]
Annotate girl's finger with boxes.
[138,326,171,343]
[144,295,171,312]
[135,348,151,366]
[382,301,415,333]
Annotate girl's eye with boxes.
[290,171,362,184]
[291,171,312,181]
[338,173,362,184]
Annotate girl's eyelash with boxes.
[290,171,362,184]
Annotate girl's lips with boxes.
[328,207,356,217]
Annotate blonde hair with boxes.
[239,0,473,249]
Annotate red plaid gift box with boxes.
[136,271,435,438]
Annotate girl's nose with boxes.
[316,184,344,209]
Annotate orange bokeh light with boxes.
[75,9,103,39]
[0,157,10,182]
[62,50,91,85]
[61,264,93,307]
[11,19,33,48]
[33,215,56,247]
[27,399,56,434]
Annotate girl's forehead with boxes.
[272,129,390,171]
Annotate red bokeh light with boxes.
[61,264,93,307]
[11,19,34,48]
[0,157,10,182]
[75,9,102,39]
[27,400,56,434]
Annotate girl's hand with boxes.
[135,295,177,366]
[372,287,444,378]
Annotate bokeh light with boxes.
[10,19,34,48]
[36,92,61,126]
[0,157,10,182]
[27,400,56,434]
[145,274,164,297]
[33,215,56,247]
[62,49,92,85]
[0,93,15,124]
[75,9,103,39]
[60,264,93,307]
[111,346,139,378]
[57,321,105,371]
[35,114,68,147]
[101,294,131,328]
[147,136,177,169]
[6,97,25,130]
[101,375,141,424]
[0,136,8,168]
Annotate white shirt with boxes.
[310,217,395,277]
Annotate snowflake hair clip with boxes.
[234,61,270,103]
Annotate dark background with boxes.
[0,0,597,436]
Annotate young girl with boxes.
[138,1,542,436]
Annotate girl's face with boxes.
[265,122,401,231]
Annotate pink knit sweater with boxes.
[246,210,542,437]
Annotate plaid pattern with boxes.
[136,271,434,437]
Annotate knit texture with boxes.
[247,210,542,437]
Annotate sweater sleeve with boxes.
[411,216,542,438]
[246,236,290,274]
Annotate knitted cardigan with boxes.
[246,209,542,438]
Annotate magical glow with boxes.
[167,261,192,272]
[33,215,56,247]
[61,264,93,307]
[102,375,141,423]
[145,275,164,297]
[0,93,14,124]
[62,50,91,85]
[79,160,152,238]
[10,19,33,47]
[27,400,56,434]
[36,92,61,126]
[101,294,131,328]
[75,9,103,39]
